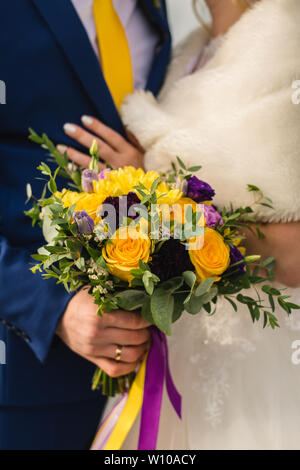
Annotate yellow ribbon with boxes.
[92,353,147,450]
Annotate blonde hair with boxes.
[192,0,210,30]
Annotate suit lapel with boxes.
[30,0,171,134]
[30,0,124,134]
[140,0,172,95]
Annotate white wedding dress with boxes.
[120,0,300,450]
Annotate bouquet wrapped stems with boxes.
[92,368,136,397]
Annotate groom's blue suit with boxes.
[0,0,171,450]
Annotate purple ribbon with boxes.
[138,327,182,450]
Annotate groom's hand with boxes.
[56,289,151,377]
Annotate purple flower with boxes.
[82,169,98,193]
[102,192,140,230]
[73,210,94,235]
[187,176,215,203]
[204,205,223,228]
[98,168,111,180]
[151,239,194,282]
[225,245,246,278]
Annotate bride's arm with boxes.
[245,222,300,288]
[121,90,176,149]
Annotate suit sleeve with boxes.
[0,235,75,363]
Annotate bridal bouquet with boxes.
[25,129,300,449]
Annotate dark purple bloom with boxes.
[82,169,98,193]
[187,176,215,203]
[102,192,140,230]
[151,239,194,282]
[204,205,223,228]
[73,210,94,235]
[225,245,246,278]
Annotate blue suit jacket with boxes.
[0,0,171,406]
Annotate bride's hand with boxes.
[58,115,144,169]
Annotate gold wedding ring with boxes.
[114,345,123,362]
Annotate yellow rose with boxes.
[102,226,151,284]
[188,228,230,282]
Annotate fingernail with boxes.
[57,145,67,153]
[63,123,76,134]
[81,115,93,126]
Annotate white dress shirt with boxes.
[71,0,159,90]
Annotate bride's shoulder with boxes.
[159,27,209,100]
[172,27,209,63]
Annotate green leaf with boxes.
[185,293,205,315]
[74,257,85,271]
[187,165,202,172]
[263,311,268,329]
[43,253,67,269]
[176,156,187,170]
[247,184,260,192]
[29,128,44,144]
[44,245,65,254]
[224,296,238,312]
[159,276,184,293]
[195,277,216,297]
[172,294,185,322]
[278,297,291,315]
[142,271,155,296]
[37,162,52,176]
[199,287,218,305]
[86,245,101,261]
[151,287,174,335]
[150,177,160,194]
[259,202,274,210]
[262,285,281,296]
[286,302,300,310]
[139,260,150,271]
[48,177,57,194]
[268,294,275,312]
[256,226,266,240]
[183,271,196,289]
[116,290,147,311]
[141,296,154,324]
[260,257,275,268]
[31,254,49,262]
[237,293,256,305]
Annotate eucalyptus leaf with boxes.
[160,276,184,293]
[173,294,186,322]
[185,293,205,315]
[151,287,174,335]
[116,290,147,311]
[141,296,154,324]
[183,271,196,289]
[195,277,216,297]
